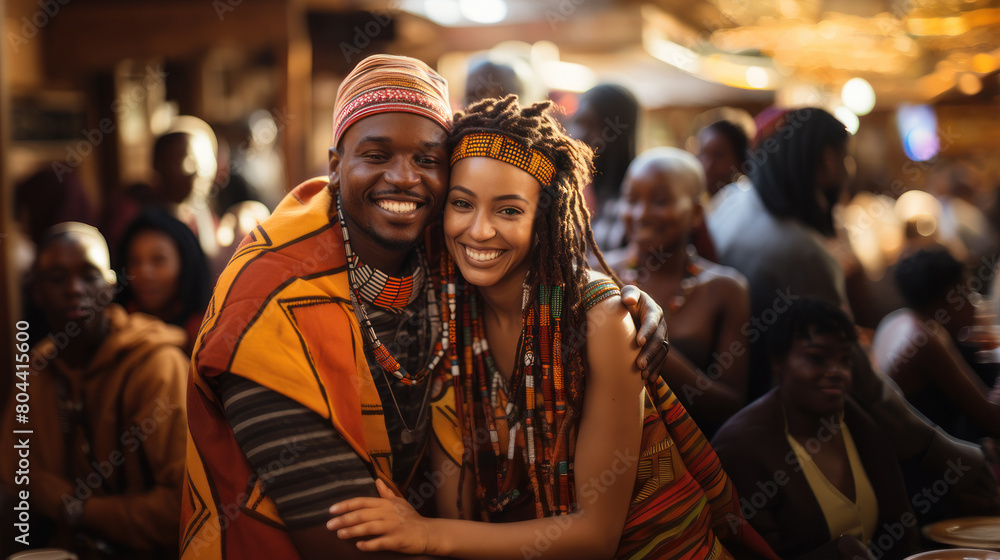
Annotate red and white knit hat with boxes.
[332,54,451,146]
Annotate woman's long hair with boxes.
[749,107,848,237]
[448,94,622,516]
[116,207,211,327]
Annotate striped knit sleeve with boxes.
[215,372,379,529]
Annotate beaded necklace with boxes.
[622,246,703,314]
[335,193,448,387]
[445,257,577,518]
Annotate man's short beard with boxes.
[363,223,418,252]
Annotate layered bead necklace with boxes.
[336,194,449,428]
[443,255,577,519]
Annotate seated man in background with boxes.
[872,247,1000,442]
[713,298,920,560]
[1,223,189,559]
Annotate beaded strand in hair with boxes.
[446,95,625,518]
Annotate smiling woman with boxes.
[116,207,210,354]
[712,298,921,560]
[445,157,538,290]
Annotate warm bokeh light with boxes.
[540,60,596,92]
[424,0,462,25]
[841,77,876,115]
[958,72,983,95]
[895,190,942,234]
[460,0,507,24]
[745,66,769,88]
[834,106,860,134]
[973,52,1000,73]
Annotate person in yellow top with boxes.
[712,297,920,560]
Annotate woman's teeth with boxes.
[465,247,503,262]
[377,200,418,213]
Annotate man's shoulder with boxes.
[211,181,350,309]
[233,183,339,253]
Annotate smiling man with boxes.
[181,55,456,560]
[181,55,667,560]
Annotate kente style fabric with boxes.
[433,278,779,560]
[181,178,400,559]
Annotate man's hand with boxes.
[621,285,669,380]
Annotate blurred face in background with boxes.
[774,329,852,418]
[567,101,603,154]
[816,141,851,212]
[621,163,702,255]
[696,128,741,196]
[126,229,182,317]
[33,235,115,336]
[154,133,199,204]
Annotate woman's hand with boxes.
[327,479,436,555]
[621,284,669,379]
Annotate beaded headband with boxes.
[450,133,556,187]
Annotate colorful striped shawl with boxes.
[181,177,396,559]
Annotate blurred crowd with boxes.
[3,54,1000,560]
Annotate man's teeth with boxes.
[377,200,418,213]
[465,247,503,262]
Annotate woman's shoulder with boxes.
[694,257,748,291]
[579,270,632,340]
[692,258,749,309]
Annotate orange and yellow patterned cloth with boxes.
[181,178,396,559]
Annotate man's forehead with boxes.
[38,234,110,272]
[340,113,447,147]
